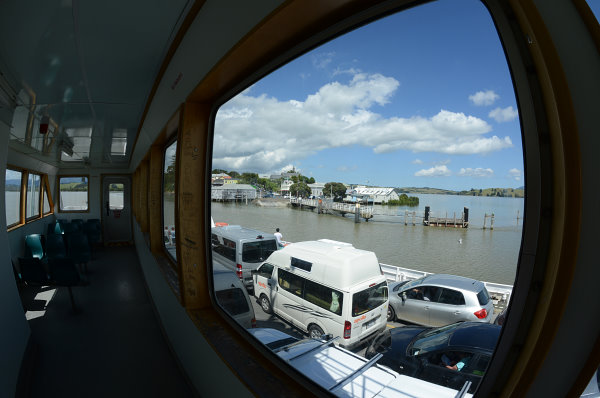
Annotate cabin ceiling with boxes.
[0,0,193,169]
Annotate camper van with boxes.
[211,225,278,289]
[252,239,388,349]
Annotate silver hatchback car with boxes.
[387,274,494,326]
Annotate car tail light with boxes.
[236,264,243,279]
[344,321,351,339]
[251,317,256,328]
[474,308,488,319]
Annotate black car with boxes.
[365,322,501,394]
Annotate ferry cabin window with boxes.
[5,168,22,227]
[163,140,177,261]
[210,0,523,393]
[25,173,41,219]
[42,179,51,215]
[109,183,124,210]
[58,176,89,211]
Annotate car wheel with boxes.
[259,294,272,314]
[308,324,325,340]
[387,305,395,322]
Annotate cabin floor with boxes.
[18,245,195,397]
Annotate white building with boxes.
[344,186,399,204]
[308,182,325,197]
[211,184,257,201]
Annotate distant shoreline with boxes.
[395,187,524,198]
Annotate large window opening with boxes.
[163,139,177,262]
[59,176,89,212]
[25,173,41,219]
[5,168,22,227]
[210,0,524,394]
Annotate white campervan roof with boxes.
[268,240,382,289]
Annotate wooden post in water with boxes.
[516,210,520,225]
[355,203,360,223]
[453,212,456,227]
[445,211,448,227]
[483,213,487,229]
[412,211,416,226]
[490,213,495,230]
[405,210,408,226]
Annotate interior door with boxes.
[102,175,132,244]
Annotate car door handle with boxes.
[454,311,461,315]
[424,306,429,310]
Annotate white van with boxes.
[211,225,278,290]
[252,239,388,349]
[213,263,256,329]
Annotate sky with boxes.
[212,0,526,190]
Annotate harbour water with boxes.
[210,194,524,285]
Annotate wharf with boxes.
[289,197,373,221]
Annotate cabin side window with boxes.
[42,175,53,216]
[163,139,177,262]
[58,176,89,212]
[25,173,41,219]
[5,168,22,228]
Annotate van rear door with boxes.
[349,280,388,342]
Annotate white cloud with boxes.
[415,165,452,177]
[312,52,335,69]
[458,167,494,177]
[508,168,522,181]
[469,90,499,106]
[412,159,423,164]
[213,72,512,172]
[433,159,451,166]
[489,106,518,122]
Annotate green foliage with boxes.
[382,193,419,206]
[323,182,347,199]
[212,168,228,174]
[290,182,311,197]
[228,171,240,178]
[240,173,259,185]
[60,182,89,192]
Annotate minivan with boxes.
[211,225,278,290]
[387,274,494,326]
[252,239,388,349]
[213,263,256,329]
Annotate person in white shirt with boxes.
[274,228,283,247]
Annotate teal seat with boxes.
[25,234,45,260]
[47,221,64,235]
[46,234,68,260]
[18,257,50,284]
[67,233,91,274]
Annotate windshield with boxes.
[352,281,388,317]
[242,240,277,263]
[409,323,458,356]
[216,288,250,315]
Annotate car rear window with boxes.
[352,281,388,317]
[216,288,250,315]
[477,288,491,305]
[242,239,277,263]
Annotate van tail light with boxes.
[474,309,488,319]
[251,317,256,328]
[236,264,243,279]
[344,321,351,339]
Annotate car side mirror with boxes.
[251,269,257,275]
[401,292,406,302]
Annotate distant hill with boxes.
[396,187,524,198]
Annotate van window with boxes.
[352,281,388,317]
[216,288,250,316]
[242,240,277,263]
[214,238,236,262]
[256,262,274,278]
[304,279,343,315]
[291,257,312,272]
[278,269,304,297]
[438,288,466,305]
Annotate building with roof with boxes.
[344,186,399,204]
[308,182,325,197]
[211,184,257,201]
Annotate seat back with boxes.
[47,221,64,235]
[19,257,49,284]
[46,234,68,260]
[47,258,80,286]
[25,234,45,259]
[62,222,80,235]
[67,233,91,263]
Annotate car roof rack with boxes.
[275,335,339,358]
[329,353,383,394]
